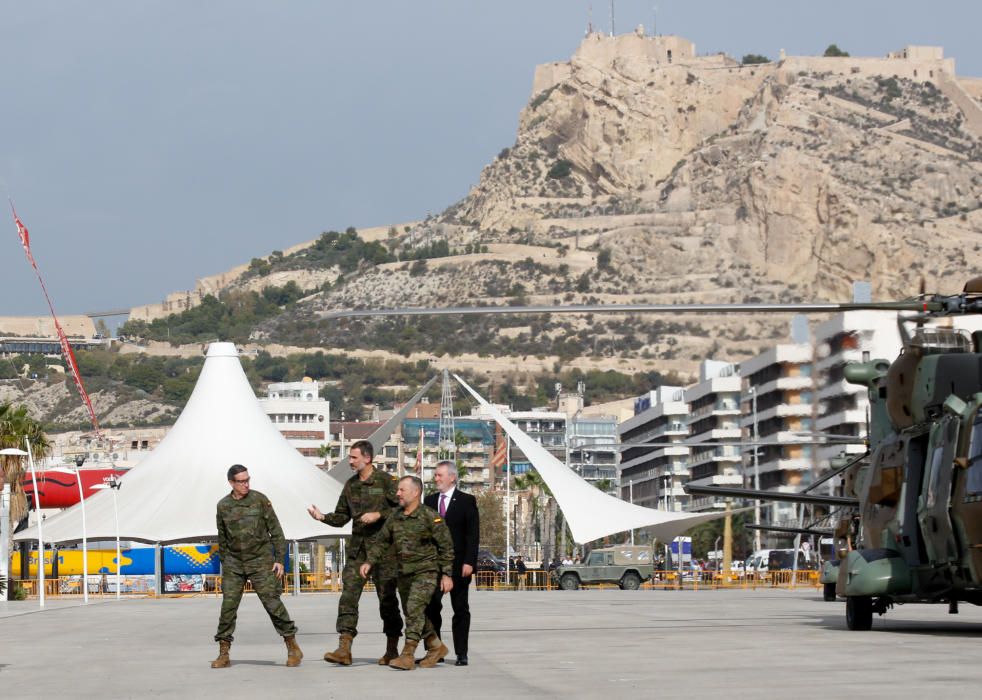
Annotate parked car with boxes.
[553,545,654,590]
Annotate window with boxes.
[967,416,982,496]
[586,552,603,566]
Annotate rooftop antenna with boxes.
[587,3,593,35]
[653,5,657,36]
[438,369,456,462]
[610,0,615,37]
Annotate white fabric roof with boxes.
[454,374,727,544]
[17,343,348,545]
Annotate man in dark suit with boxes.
[424,460,479,666]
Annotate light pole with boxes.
[750,386,761,552]
[53,456,89,603]
[629,480,634,545]
[0,447,36,605]
[92,475,122,600]
[505,435,511,585]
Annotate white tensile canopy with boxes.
[16,343,348,545]
[454,374,728,544]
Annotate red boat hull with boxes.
[22,468,128,508]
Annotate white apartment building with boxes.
[685,360,742,511]
[618,386,689,512]
[813,310,982,471]
[741,343,815,524]
[259,378,331,466]
[568,414,619,491]
[813,311,901,470]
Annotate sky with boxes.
[1,1,979,317]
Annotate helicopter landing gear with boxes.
[846,596,873,630]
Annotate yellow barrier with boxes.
[12,569,821,597]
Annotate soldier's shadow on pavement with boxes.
[230,660,278,666]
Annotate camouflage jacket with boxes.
[366,504,454,577]
[216,489,287,566]
[321,467,399,559]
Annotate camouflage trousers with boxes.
[397,570,439,642]
[337,557,402,638]
[215,557,297,642]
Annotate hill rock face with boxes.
[127,33,981,383]
[445,33,981,302]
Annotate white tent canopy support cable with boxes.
[453,374,728,545]
[16,343,349,545]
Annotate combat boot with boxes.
[388,639,419,671]
[377,635,400,665]
[284,635,303,667]
[323,633,353,665]
[210,640,231,669]
[418,633,448,668]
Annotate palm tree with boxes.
[1,402,50,586]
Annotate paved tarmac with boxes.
[2,588,982,698]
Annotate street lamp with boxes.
[750,386,761,552]
[0,447,39,606]
[629,480,634,545]
[51,455,89,603]
[92,475,122,600]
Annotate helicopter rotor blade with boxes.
[802,451,869,493]
[324,300,929,320]
[683,484,859,506]
[743,523,835,536]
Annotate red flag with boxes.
[14,210,29,254]
[490,430,507,469]
[10,202,100,430]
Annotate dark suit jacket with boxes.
[425,488,479,578]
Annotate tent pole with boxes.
[291,540,300,596]
[0,484,8,600]
[154,543,162,597]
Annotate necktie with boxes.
[439,494,447,517]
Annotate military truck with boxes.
[553,545,654,590]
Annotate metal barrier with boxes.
[12,569,820,598]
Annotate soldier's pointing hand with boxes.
[307,505,324,521]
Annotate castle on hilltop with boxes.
[533,30,965,97]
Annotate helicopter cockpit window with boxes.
[966,416,982,497]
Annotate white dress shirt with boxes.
[438,486,455,516]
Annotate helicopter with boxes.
[330,276,982,630]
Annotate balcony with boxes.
[816,348,863,372]
[688,428,741,444]
[816,409,867,432]
[817,379,861,401]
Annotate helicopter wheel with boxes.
[846,596,873,630]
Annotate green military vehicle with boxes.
[553,545,654,590]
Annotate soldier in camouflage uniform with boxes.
[361,475,454,671]
[308,440,402,665]
[211,464,302,669]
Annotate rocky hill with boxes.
[110,34,982,393]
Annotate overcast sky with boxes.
[2,1,979,317]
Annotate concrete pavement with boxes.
[2,589,981,698]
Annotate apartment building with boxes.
[259,378,331,465]
[618,386,689,512]
[741,343,815,524]
[684,360,742,512]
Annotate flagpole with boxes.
[25,440,44,608]
[505,435,511,584]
